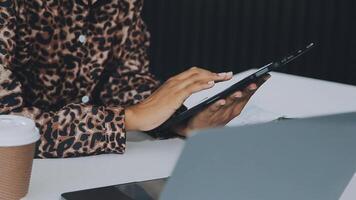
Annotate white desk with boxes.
[26,71,356,200]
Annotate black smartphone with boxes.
[154,43,315,131]
[61,178,168,200]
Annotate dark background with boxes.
[142,0,355,85]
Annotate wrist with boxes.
[125,107,138,132]
[171,123,192,137]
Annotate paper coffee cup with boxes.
[0,115,40,200]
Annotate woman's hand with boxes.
[125,67,233,132]
[173,74,271,137]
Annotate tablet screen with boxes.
[183,64,270,109]
[183,43,314,110]
[183,73,246,109]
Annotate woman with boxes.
[0,0,268,158]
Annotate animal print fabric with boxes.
[0,0,160,158]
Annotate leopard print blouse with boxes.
[0,0,160,158]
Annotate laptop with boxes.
[62,113,356,200]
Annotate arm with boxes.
[0,2,126,158]
[98,5,181,137]
[96,4,240,135]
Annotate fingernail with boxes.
[226,72,233,77]
[234,91,243,98]
[218,72,227,77]
[220,101,226,106]
[208,81,215,85]
[249,84,257,91]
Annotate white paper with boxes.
[339,174,356,200]
[227,104,285,127]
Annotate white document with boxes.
[339,173,356,200]
[227,104,284,127]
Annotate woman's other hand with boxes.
[173,74,271,137]
[125,67,233,132]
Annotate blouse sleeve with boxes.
[0,2,127,158]
[99,2,160,107]
[99,3,180,138]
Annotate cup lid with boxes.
[0,115,40,147]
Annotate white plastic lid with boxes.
[0,115,40,147]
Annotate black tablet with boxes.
[154,43,315,131]
[61,178,168,200]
